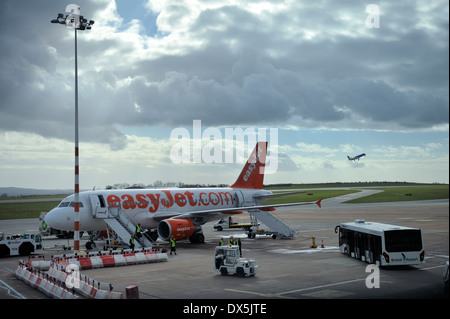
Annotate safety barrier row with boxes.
[47,263,123,299]
[51,247,168,270]
[15,261,124,299]
[15,262,80,299]
[16,248,167,299]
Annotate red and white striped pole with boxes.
[51,6,94,252]
[74,27,80,251]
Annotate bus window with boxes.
[384,229,423,252]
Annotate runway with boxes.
[0,196,448,303]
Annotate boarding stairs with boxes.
[249,209,295,239]
[96,207,154,248]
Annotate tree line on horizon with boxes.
[104,181,446,190]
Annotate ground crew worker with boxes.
[129,235,135,252]
[228,236,234,246]
[237,238,242,257]
[219,238,224,246]
[170,236,177,255]
[135,223,142,238]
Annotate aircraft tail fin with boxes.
[231,141,267,189]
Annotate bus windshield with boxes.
[384,229,422,252]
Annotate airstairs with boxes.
[249,210,295,239]
[106,207,154,248]
[94,206,154,248]
[89,194,154,248]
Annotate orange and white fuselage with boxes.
[44,142,321,242]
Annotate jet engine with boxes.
[158,219,198,241]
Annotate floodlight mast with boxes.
[51,5,94,251]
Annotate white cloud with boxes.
[0,0,448,187]
[295,142,336,155]
[1,0,448,149]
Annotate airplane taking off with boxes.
[347,153,366,161]
[45,142,321,245]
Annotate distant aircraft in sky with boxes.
[347,153,366,161]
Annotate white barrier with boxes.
[16,248,168,299]
[51,248,168,270]
[90,256,103,268]
[15,262,122,299]
[30,260,51,270]
[15,263,80,299]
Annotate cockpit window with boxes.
[59,201,70,207]
[59,201,84,208]
[69,202,84,208]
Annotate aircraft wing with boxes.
[253,190,306,202]
[161,199,322,225]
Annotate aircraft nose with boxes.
[44,208,58,229]
[45,207,71,230]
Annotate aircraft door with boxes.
[235,191,244,207]
[89,194,108,218]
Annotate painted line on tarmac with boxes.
[224,288,295,299]
[226,277,368,299]
[1,265,15,273]
[276,278,366,297]
[419,265,447,271]
[0,278,27,299]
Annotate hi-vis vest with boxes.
[170,238,176,247]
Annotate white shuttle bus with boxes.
[335,220,425,266]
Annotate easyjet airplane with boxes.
[44,142,321,244]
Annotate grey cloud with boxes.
[329,78,449,128]
[0,0,448,150]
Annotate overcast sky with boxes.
[0,0,448,190]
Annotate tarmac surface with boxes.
[0,192,448,304]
